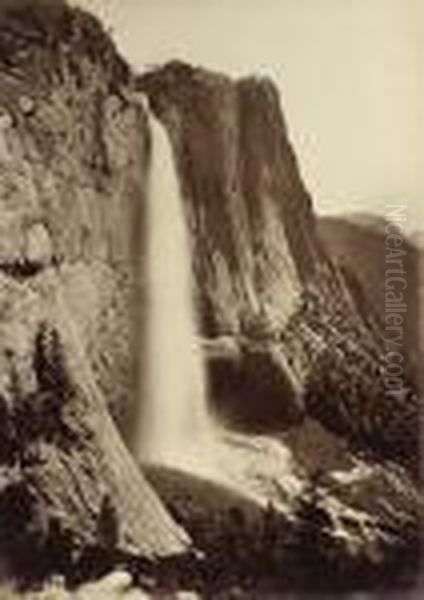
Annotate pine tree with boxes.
[33,322,72,397]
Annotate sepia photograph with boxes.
[0,0,421,597]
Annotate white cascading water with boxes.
[137,101,301,507]
[137,105,213,467]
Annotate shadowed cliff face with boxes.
[137,63,419,472]
[138,62,323,337]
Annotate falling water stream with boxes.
[136,106,213,467]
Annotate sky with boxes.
[75,0,422,231]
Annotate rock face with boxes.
[137,62,419,473]
[0,0,147,430]
[0,0,188,570]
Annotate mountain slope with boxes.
[318,213,421,374]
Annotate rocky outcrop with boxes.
[137,62,419,473]
[146,418,422,592]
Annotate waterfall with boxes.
[137,105,212,466]
[135,101,299,508]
